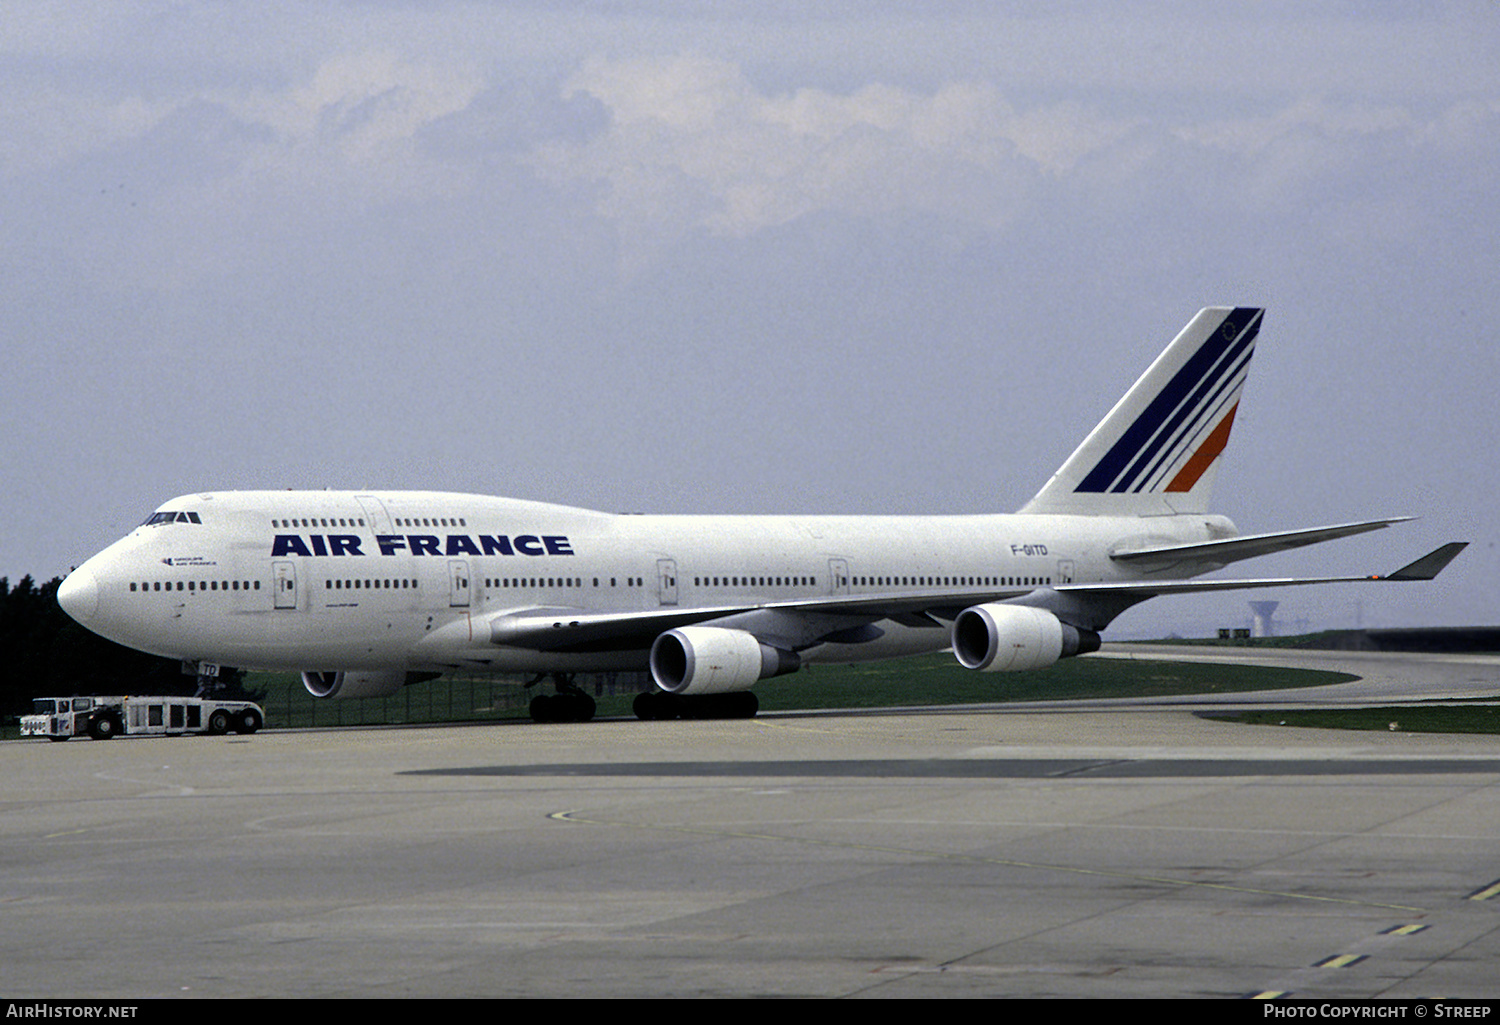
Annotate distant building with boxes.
[1249,601,1279,638]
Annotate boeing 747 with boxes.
[57,308,1465,722]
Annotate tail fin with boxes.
[1020,307,1264,517]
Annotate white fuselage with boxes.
[60,490,1234,675]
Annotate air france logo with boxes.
[270,534,575,558]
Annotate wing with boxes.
[484,543,1467,653]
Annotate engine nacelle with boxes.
[302,670,410,699]
[951,604,1100,672]
[650,626,801,696]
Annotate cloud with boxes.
[1,48,484,192]
[528,57,1206,251]
[6,35,1498,292]
[531,55,1500,272]
[532,57,1068,244]
[242,52,481,163]
[0,50,489,290]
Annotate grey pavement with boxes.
[3,647,1499,999]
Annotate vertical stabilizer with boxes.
[1019,307,1263,517]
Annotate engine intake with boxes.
[302,670,411,699]
[951,604,1100,672]
[650,626,801,695]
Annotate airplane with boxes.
[57,307,1465,723]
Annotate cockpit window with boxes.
[144,511,202,525]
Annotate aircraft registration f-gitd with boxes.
[58,308,1465,722]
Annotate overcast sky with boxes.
[4,2,1497,636]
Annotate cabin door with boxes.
[828,558,850,595]
[273,561,298,610]
[449,560,471,608]
[657,559,679,606]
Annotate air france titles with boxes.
[270,534,574,558]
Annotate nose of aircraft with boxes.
[57,567,100,626]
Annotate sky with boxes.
[3,1,1498,638]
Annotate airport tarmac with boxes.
[4,646,1500,999]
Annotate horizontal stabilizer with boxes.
[1110,518,1414,568]
[1383,542,1468,581]
[1064,543,1467,600]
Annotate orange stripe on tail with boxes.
[1166,404,1238,493]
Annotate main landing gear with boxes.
[522,675,761,723]
[633,691,758,721]
[526,673,596,724]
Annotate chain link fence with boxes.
[256,671,653,728]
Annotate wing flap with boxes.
[486,587,1030,652]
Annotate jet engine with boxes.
[302,669,411,699]
[649,626,801,696]
[951,604,1100,672]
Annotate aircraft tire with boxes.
[569,693,596,723]
[674,693,759,720]
[676,696,711,721]
[633,692,676,721]
[529,694,556,723]
[532,693,594,724]
[728,691,759,719]
[635,692,758,720]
